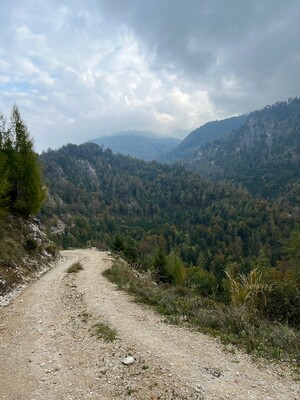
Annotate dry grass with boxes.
[66,262,83,273]
[225,267,273,313]
[90,322,117,342]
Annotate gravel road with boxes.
[0,249,299,399]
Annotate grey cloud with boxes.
[98,0,300,112]
[0,0,300,151]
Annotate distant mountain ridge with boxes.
[187,98,300,202]
[161,114,248,162]
[89,133,180,161]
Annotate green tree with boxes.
[166,251,185,286]
[112,235,125,252]
[286,229,300,277]
[0,113,10,213]
[6,106,45,216]
[186,266,217,296]
[153,248,171,283]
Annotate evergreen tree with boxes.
[112,235,125,252]
[0,113,10,213]
[4,106,45,217]
[154,248,171,283]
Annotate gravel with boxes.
[0,249,299,399]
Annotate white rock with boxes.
[122,356,135,365]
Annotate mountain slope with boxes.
[40,142,297,275]
[187,98,300,201]
[90,133,180,161]
[161,115,248,162]
[0,215,57,300]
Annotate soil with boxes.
[0,249,299,399]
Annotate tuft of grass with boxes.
[46,243,58,257]
[90,322,117,342]
[126,388,136,396]
[225,267,272,314]
[67,262,83,273]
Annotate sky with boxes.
[1,0,300,152]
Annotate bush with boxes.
[46,243,58,257]
[24,238,38,253]
[264,280,300,328]
[0,238,25,265]
[67,262,83,273]
[186,266,218,297]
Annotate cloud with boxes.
[0,0,300,151]
[99,0,300,109]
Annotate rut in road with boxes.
[0,249,299,400]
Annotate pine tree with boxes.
[4,106,45,217]
[0,113,10,213]
[154,248,171,283]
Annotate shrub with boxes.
[0,238,25,265]
[264,280,300,328]
[186,266,218,297]
[24,238,38,253]
[67,262,83,273]
[46,243,58,257]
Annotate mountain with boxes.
[187,98,300,202]
[89,132,181,161]
[160,115,248,162]
[39,142,298,277]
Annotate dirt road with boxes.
[0,249,299,399]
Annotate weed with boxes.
[90,322,117,342]
[79,311,91,323]
[46,243,58,257]
[126,387,136,396]
[67,262,83,273]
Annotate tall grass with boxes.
[225,267,273,315]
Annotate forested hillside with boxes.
[40,142,299,281]
[187,99,300,202]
